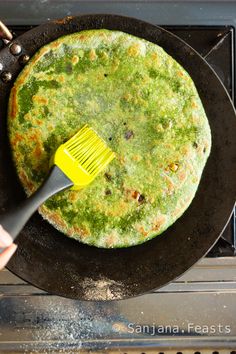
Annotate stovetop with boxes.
[1,1,236,352]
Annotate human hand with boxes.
[0,225,17,270]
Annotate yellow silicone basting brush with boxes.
[0,125,115,239]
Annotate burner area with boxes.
[4,24,236,257]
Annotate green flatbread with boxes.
[8,29,211,248]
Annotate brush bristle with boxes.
[64,125,115,176]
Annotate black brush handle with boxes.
[0,165,73,241]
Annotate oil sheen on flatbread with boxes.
[8,29,211,248]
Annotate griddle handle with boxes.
[0,165,73,241]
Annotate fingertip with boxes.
[0,243,17,270]
[0,226,13,247]
[9,243,17,253]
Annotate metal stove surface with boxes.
[1,1,236,352]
